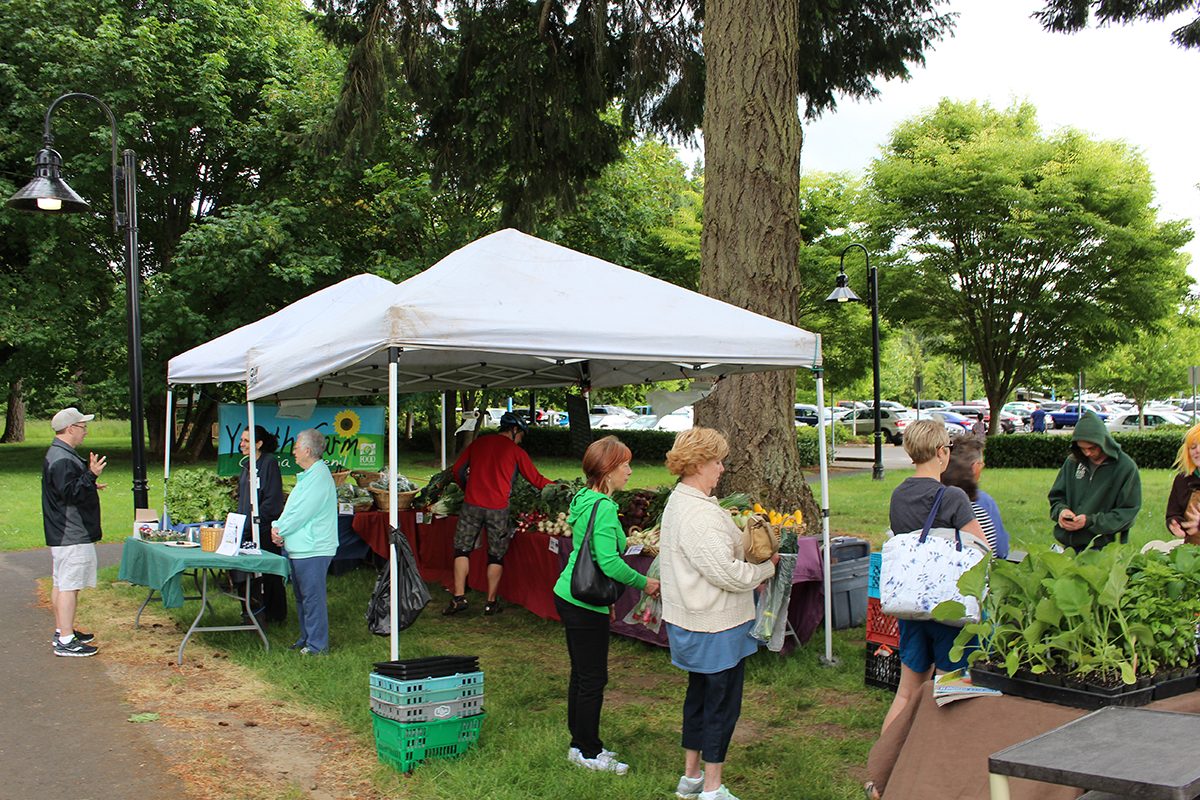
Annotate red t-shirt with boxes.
[452,433,551,510]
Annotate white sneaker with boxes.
[699,785,741,800]
[568,748,629,775]
[676,772,705,799]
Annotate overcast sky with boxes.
[706,1,1200,280]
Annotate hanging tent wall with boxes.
[167,229,832,661]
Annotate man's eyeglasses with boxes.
[72,423,88,430]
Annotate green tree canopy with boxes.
[869,99,1193,430]
[1036,0,1200,48]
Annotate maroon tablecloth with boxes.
[349,512,826,645]
[349,510,418,562]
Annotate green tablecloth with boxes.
[118,536,290,608]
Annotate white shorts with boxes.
[51,543,98,591]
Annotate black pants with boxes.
[681,657,746,764]
[554,595,610,759]
[239,528,287,623]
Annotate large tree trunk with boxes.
[698,0,817,531]
[0,379,25,443]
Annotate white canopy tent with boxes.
[166,229,836,663]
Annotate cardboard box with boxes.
[132,508,160,539]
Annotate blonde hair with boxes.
[665,427,730,477]
[1174,423,1200,475]
[903,419,950,464]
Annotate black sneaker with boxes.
[51,629,96,645]
[54,637,98,657]
[483,600,503,616]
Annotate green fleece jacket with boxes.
[553,488,649,613]
[1048,412,1142,549]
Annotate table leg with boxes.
[178,568,213,665]
[989,773,1012,800]
[238,574,269,653]
[134,588,157,629]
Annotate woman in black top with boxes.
[238,425,286,623]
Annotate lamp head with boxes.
[825,269,861,304]
[6,147,90,214]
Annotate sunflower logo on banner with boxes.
[216,404,386,476]
[334,409,362,438]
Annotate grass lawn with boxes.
[4,420,1180,798]
[97,562,886,800]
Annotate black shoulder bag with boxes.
[569,501,624,606]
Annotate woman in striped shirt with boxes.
[942,436,1010,559]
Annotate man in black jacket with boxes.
[43,407,106,657]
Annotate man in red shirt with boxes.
[444,412,552,615]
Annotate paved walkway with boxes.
[0,542,185,799]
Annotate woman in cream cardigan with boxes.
[659,428,779,800]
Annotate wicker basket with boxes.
[353,470,382,488]
[331,470,351,487]
[199,526,223,552]
[369,488,418,512]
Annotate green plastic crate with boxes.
[371,711,485,773]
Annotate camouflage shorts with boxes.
[453,502,513,561]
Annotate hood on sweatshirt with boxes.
[1071,411,1121,462]
[567,487,612,529]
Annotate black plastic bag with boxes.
[366,526,430,636]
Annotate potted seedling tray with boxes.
[970,662,1155,710]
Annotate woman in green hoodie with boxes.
[553,436,660,776]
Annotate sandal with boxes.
[864,781,881,800]
[442,596,468,616]
[484,600,503,615]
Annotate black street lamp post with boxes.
[7,93,149,510]
[826,242,884,480]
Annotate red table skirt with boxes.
[349,512,825,649]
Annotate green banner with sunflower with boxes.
[215,404,387,477]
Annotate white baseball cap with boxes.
[51,407,95,432]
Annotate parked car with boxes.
[841,407,914,444]
[1002,401,1037,421]
[1105,410,1191,433]
[590,404,637,429]
[626,414,659,430]
[918,399,953,410]
[655,406,694,432]
[930,410,974,436]
[1049,403,1108,428]
[794,403,819,427]
[947,405,1020,434]
[1039,401,1066,413]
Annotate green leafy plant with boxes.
[934,543,1200,686]
[164,469,237,524]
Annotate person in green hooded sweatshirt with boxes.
[553,435,659,776]
[1048,411,1142,551]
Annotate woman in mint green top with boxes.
[271,429,338,654]
[552,436,660,776]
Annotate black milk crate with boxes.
[865,642,901,692]
[372,656,479,681]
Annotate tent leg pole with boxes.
[389,347,399,662]
[815,358,837,666]
[163,388,173,524]
[440,392,447,471]
[247,400,260,548]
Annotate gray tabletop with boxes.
[989,706,1200,799]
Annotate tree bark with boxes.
[698,0,818,531]
[0,379,25,443]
